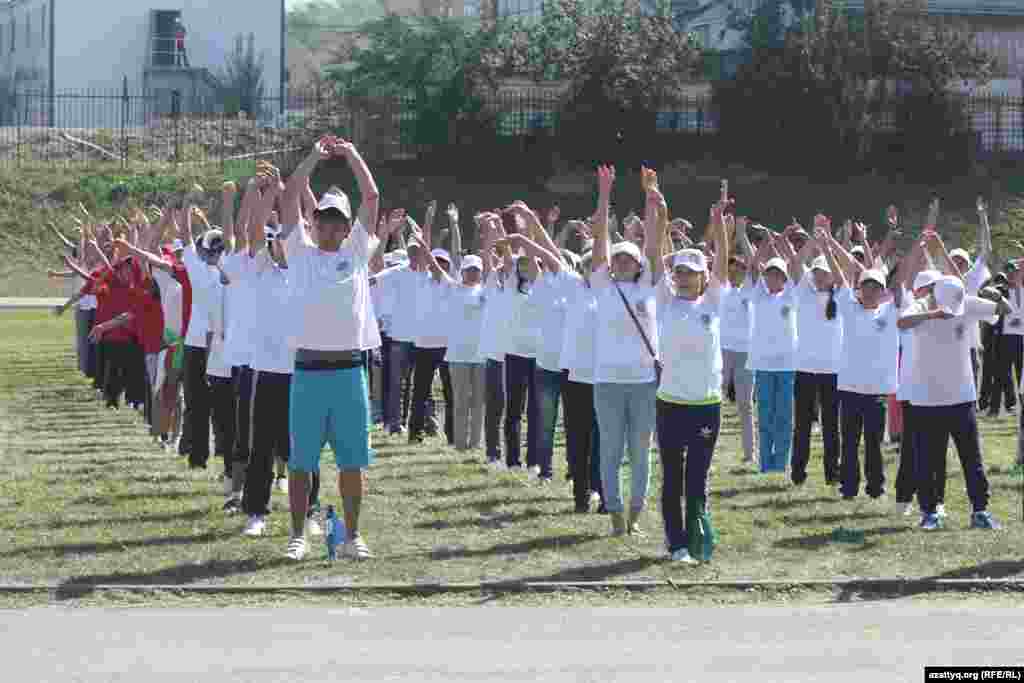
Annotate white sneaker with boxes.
[242,515,266,537]
[528,465,541,479]
[343,535,373,560]
[589,491,602,507]
[285,535,307,561]
[275,476,288,495]
[669,548,697,564]
[936,504,946,518]
[306,516,323,537]
[222,476,232,497]
[900,502,915,516]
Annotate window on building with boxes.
[496,0,543,19]
[26,12,31,49]
[464,0,481,17]
[10,19,15,52]
[41,5,46,46]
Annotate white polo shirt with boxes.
[903,295,999,406]
[719,277,754,354]
[535,268,581,373]
[747,280,799,372]
[205,277,231,379]
[219,252,255,367]
[656,278,723,403]
[414,273,453,349]
[477,272,510,363]
[835,287,899,396]
[591,266,658,384]
[559,278,597,384]
[794,275,843,375]
[444,282,486,364]
[182,247,215,348]
[246,252,296,374]
[1004,285,1024,336]
[284,220,381,352]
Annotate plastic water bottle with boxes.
[325,505,344,561]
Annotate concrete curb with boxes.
[2,579,1023,595]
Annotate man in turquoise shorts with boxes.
[278,135,380,561]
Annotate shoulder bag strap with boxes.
[612,278,658,362]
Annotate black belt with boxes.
[294,348,363,370]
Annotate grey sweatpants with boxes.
[722,349,756,462]
[75,308,94,375]
[449,361,486,451]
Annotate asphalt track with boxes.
[4,606,1022,682]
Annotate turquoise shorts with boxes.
[289,367,372,473]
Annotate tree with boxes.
[218,33,266,116]
[329,16,501,147]
[713,0,995,179]
[287,0,385,49]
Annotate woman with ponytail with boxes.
[790,217,843,489]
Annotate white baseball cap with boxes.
[610,241,649,272]
[314,191,352,221]
[934,275,966,317]
[858,269,886,288]
[764,256,789,279]
[810,255,830,273]
[949,248,970,264]
[672,249,707,273]
[460,254,483,272]
[431,248,452,265]
[912,269,942,292]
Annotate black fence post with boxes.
[171,89,181,165]
[15,91,21,168]
[121,76,129,170]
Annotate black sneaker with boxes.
[222,496,241,514]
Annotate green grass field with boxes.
[1,310,1023,606]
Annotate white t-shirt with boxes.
[904,295,998,406]
[1004,284,1024,337]
[369,264,404,337]
[896,286,918,402]
[414,273,453,349]
[502,275,543,359]
[151,269,183,338]
[205,278,231,379]
[477,272,510,362]
[182,247,215,348]
[747,279,799,372]
[79,291,98,311]
[719,277,754,353]
[835,287,899,396]
[965,256,992,347]
[795,275,843,374]
[284,220,381,352]
[535,268,581,373]
[220,252,255,367]
[591,266,658,384]
[559,278,597,384]
[656,278,723,403]
[246,252,296,374]
[377,266,420,343]
[444,281,485,364]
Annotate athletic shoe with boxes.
[275,476,288,495]
[897,502,915,516]
[306,515,323,537]
[223,496,241,514]
[285,536,307,561]
[388,425,406,436]
[969,511,1001,530]
[242,515,266,537]
[223,476,232,497]
[538,476,552,486]
[669,548,698,564]
[919,513,943,531]
[343,535,373,560]
[528,465,541,479]
[936,504,946,518]
[589,491,602,508]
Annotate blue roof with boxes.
[842,1,1024,17]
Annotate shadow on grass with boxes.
[422,483,504,498]
[71,491,198,506]
[421,495,566,514]
[429,533,602,561]
[512,557,664,583]
[1,530,235,559]
[781,512,888,526]
[773,526,909,551]
[415,508,549,531]
[10,508,209,531]
[833,559,1024,604]
[53,557,293,601]
[732,496,835,512]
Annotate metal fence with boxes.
[0,86,1018,170]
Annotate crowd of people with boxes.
[48,136,1024,565]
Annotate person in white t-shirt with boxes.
[720,217,757,464]
[818,229,901,501]
[276,136,381,562]
[992,259,1023,417]
[898,234,1012,532]
[655,193,730,564]
[474,214,512,466]
[747,228,803,474]
[590,165,661,537]
[790,243,843,489]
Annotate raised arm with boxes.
[642,167,666,285]
[280,137,332,242]
[976,197,992,263]
[923,231,963,282]
[592,165,614,271]
[734,216,755,261]
[219,181,237,249]
[115,238,173,272]
[333,138,380,233]
[509,201,563,269]
[817,228,847,290]
[50,222,77,252]
[711,205,730,287]
[824,231,865,284]
[776,222,803,282]
[505,232,561,275]
[447,203,463,273]
[409,229,454,284]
